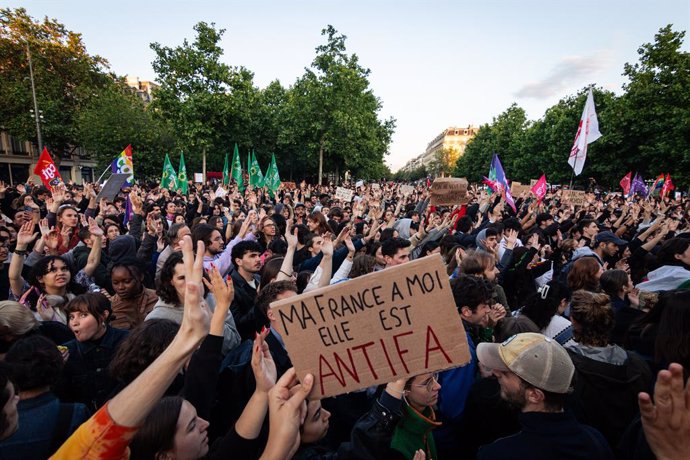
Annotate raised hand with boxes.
[202,264,234,309]
[87,217,104,238]
[252,328,277,394]
[179,236,211,348]
[321,233,334,257]
[262,368,314,460]
[285,220,298,249]
[504,228,519,249]
[16,221,38,249]
[638,363,690,460]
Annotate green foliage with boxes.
[0,7,111,156]
[393,164,428,181]
[76,81,174,178]
[453,25,689,190]
[287,26,396,181]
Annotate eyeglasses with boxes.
[413,373,440,392]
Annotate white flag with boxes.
[568,88,602,176]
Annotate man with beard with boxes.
[228,240,263,340]
[476,333,614,459]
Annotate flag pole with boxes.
[95,163,112,184]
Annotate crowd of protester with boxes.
[0,177,688,459]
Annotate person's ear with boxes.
[460,306,471,319]
[267,308,276,322]
[526,386,545,404]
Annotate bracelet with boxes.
[13,249,28,256]
[279,270,293,277]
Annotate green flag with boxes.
[264,153,281,192]
[222,151,230,185]
[161,153,178,190]
[249,150,264,189]
[177,152,188,194]
[231,143,244,191]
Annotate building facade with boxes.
[125,76,159,104]
[400,125,479,173]
[0,131,96,186]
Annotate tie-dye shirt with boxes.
[50,403,138,459]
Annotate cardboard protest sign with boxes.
[355,180,364,188]
[430,177,468,206]
[270,255,471,398]
[194,173,203,183]
[371,183,381,191]
[530,179,538,187]
[400,184,415,196]
[96,174,130,202]
[510,181,530,197]
[562,190,587,206]
[335,187,354,203]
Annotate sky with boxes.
[7,0,689,171]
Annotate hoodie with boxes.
[566,344,652,446]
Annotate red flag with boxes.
[619,171,632,196]
[530,174,548,202]
[661,174,675,198]
[33,147,63,189]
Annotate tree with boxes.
[150,22,259,175]
[614,25,690,185]
[454,104,528,182]
[76,82,175,179]
[0,7,111,156]
[290,26,395,183]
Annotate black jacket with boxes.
[229,269,260,341]
[57,326,128,412]
[567,347,652,447]
[477,411,614,460]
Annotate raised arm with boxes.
[82,218,103,278]
[9,221,37,298]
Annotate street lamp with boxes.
[26,42,43,155]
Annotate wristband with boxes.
[13,249,28,256]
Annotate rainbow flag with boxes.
[111,144,134,185]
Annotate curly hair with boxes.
[350,254,376,279]
[156,252,184,306]
[108,319,178,385]
[4,335,63,391]
[28,255,85,296]
[451,274,493,313]
[570,290,613,346]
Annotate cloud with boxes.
[515,51,613,99]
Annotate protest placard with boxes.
[96,173,130,202]
[430,177,468,206]
[270,255,470,398]
[335,186,354,203]
[562,190,587,206]
[355,180,364,189]
[194,173,203,183]
[371,183,381,191]
[400,184,415,196]
[510,181,531,197]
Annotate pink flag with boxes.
[568,88,602,176]
[619,172,632,196]
[531,174,547,202]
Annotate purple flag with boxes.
[631,173,648,198]
[490,154,517,212]
[122,195,133,227]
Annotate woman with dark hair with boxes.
[109,261,158,330]
[54,205,81,254]
[0,366,19,441]
[105,223,121,244]
[255,216,278,253]
[513,281,574,346]
[566,290,652,446]
[58,293,128,412]
[147,252,240,355]
[654,290,690,380]
[129,331,279,460]
[8,220,103,324]
[567,257,603,293]
[0,335,89,459]
[260,256,285,289]
[600,269,644,346]
[108,319,179,392]
[637,237,690,291]
[307,212,331,236]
